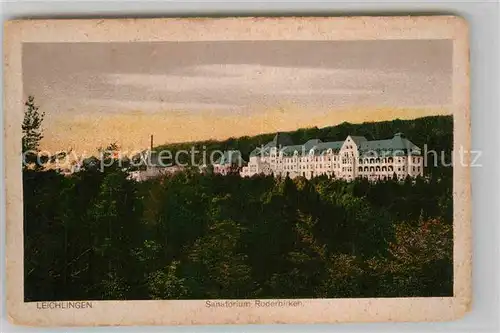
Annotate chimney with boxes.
[150,134,153,151]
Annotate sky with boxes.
[23,40,452,153]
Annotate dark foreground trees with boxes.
[24,167,453,301]
[22,96,453,300]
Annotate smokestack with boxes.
[150,134,153,151]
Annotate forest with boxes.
[23,97,454,301]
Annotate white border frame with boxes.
[1,2,496,331]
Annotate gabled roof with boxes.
[249,132,421,159]
[280,140,345,156]
[280,144,306,156]
[358,133,421,157]
[349,136,368,146]
[249,133,294,157]
[316,141,344,154]
[303,139,322,152]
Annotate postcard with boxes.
[4,16,471,326]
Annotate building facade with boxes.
[128,165,183,182]
[240,132,424,181]
[127,150,184,182]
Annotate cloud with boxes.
[43,97,242,116]
[29,63,450,116]
[103,65,403,94]
[97,64,438,110]
[85,99,241,112]
[23,40,453,153]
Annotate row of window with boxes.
[360,174,407,181]
[359,166,394,172]
[279,156,337,163]
[248,160,422,174]
[266,156,421,165]
[357,166,421,173]
[247,165,421,174]
[283,163,345,171]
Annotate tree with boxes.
[86,170,139,299]
[22,96,45,169]
[22,115,454,301]
[368,218,453,297]
[183,219,254,299]
[147,261,188,299]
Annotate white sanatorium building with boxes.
[239,132,424,181]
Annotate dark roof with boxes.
[250,132,421,159]
[280,144,306,156]
[303,139,322,151]
[358,133,421,157]
[349,136,368,146]
[280,140,345,156]
[316,141,344,153]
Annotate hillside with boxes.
[155,115,453,173]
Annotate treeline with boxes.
[23,103,454,301]
[155,115,452,176]
[24,165,453,301]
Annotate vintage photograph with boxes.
[5,17,470,325]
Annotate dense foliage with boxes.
[23,115,453,301]
[24,168,453,300]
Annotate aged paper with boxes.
[4,16,470,326]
